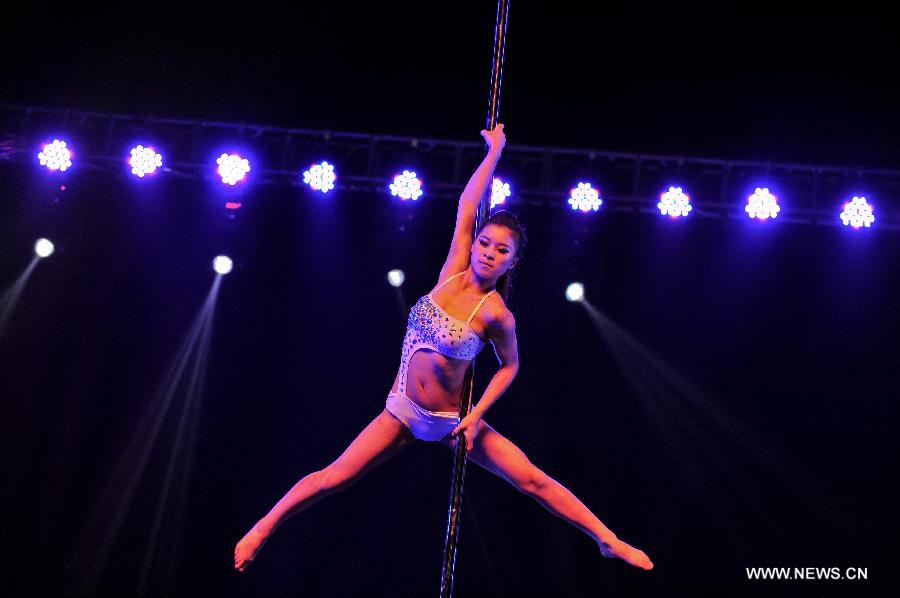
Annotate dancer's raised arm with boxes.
[438,124,507,283]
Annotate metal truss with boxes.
[2,103,899,231]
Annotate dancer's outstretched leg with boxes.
[234,408,416,571]
[442,420,653,571]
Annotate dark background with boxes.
[2,2,899,597]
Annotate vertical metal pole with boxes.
[440,1,509,597]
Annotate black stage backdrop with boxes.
[1,159,898,597]
[3,2,900,596]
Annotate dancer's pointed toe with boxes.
[598,537,654,571]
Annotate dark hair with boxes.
[476,210,527,305]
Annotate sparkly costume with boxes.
[385,270,495,441]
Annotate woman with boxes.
[234,124,653,572]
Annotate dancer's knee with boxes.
[317,465,357,495]
[516,468,550,496]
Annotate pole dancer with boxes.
[233,123,654,574]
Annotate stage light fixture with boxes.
[658,186,692,217]
[387,269,405,287]
[302,161,336,193]
[567,182,602,212]
[839,196,875,229]
[565,282,585,302]
[34,238,55,258]
[491,177,511,209]
[37,139,72,172]
[217,153,251,185]
[745,187,780,220]
[213,255,233,275]
[129,145,163,177]
[389,170,424,200]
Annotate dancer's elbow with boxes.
[502,361,520,376]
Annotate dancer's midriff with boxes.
[390,348,471,413]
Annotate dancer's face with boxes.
[471,224,517,279]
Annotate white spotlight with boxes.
[491,177,512,209]
[216,154,250,186]
[213,255,233,275]
[129,145,163,177]
[38,140,73,172]
[302,161,337,193]
[840,196,875,229]
[658,186,692,217]
[35,238,55,258]
[389,170,424,201]
[567,182,602,212]
[565,282,585,302]
[387,269,405,288]
[745,187,780,220]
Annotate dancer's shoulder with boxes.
[484,293,514,328]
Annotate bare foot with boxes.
[598,536,654,570]
[234,523,270,572]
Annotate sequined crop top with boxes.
[395,270,495,397]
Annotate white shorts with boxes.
[385,392,459,442]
